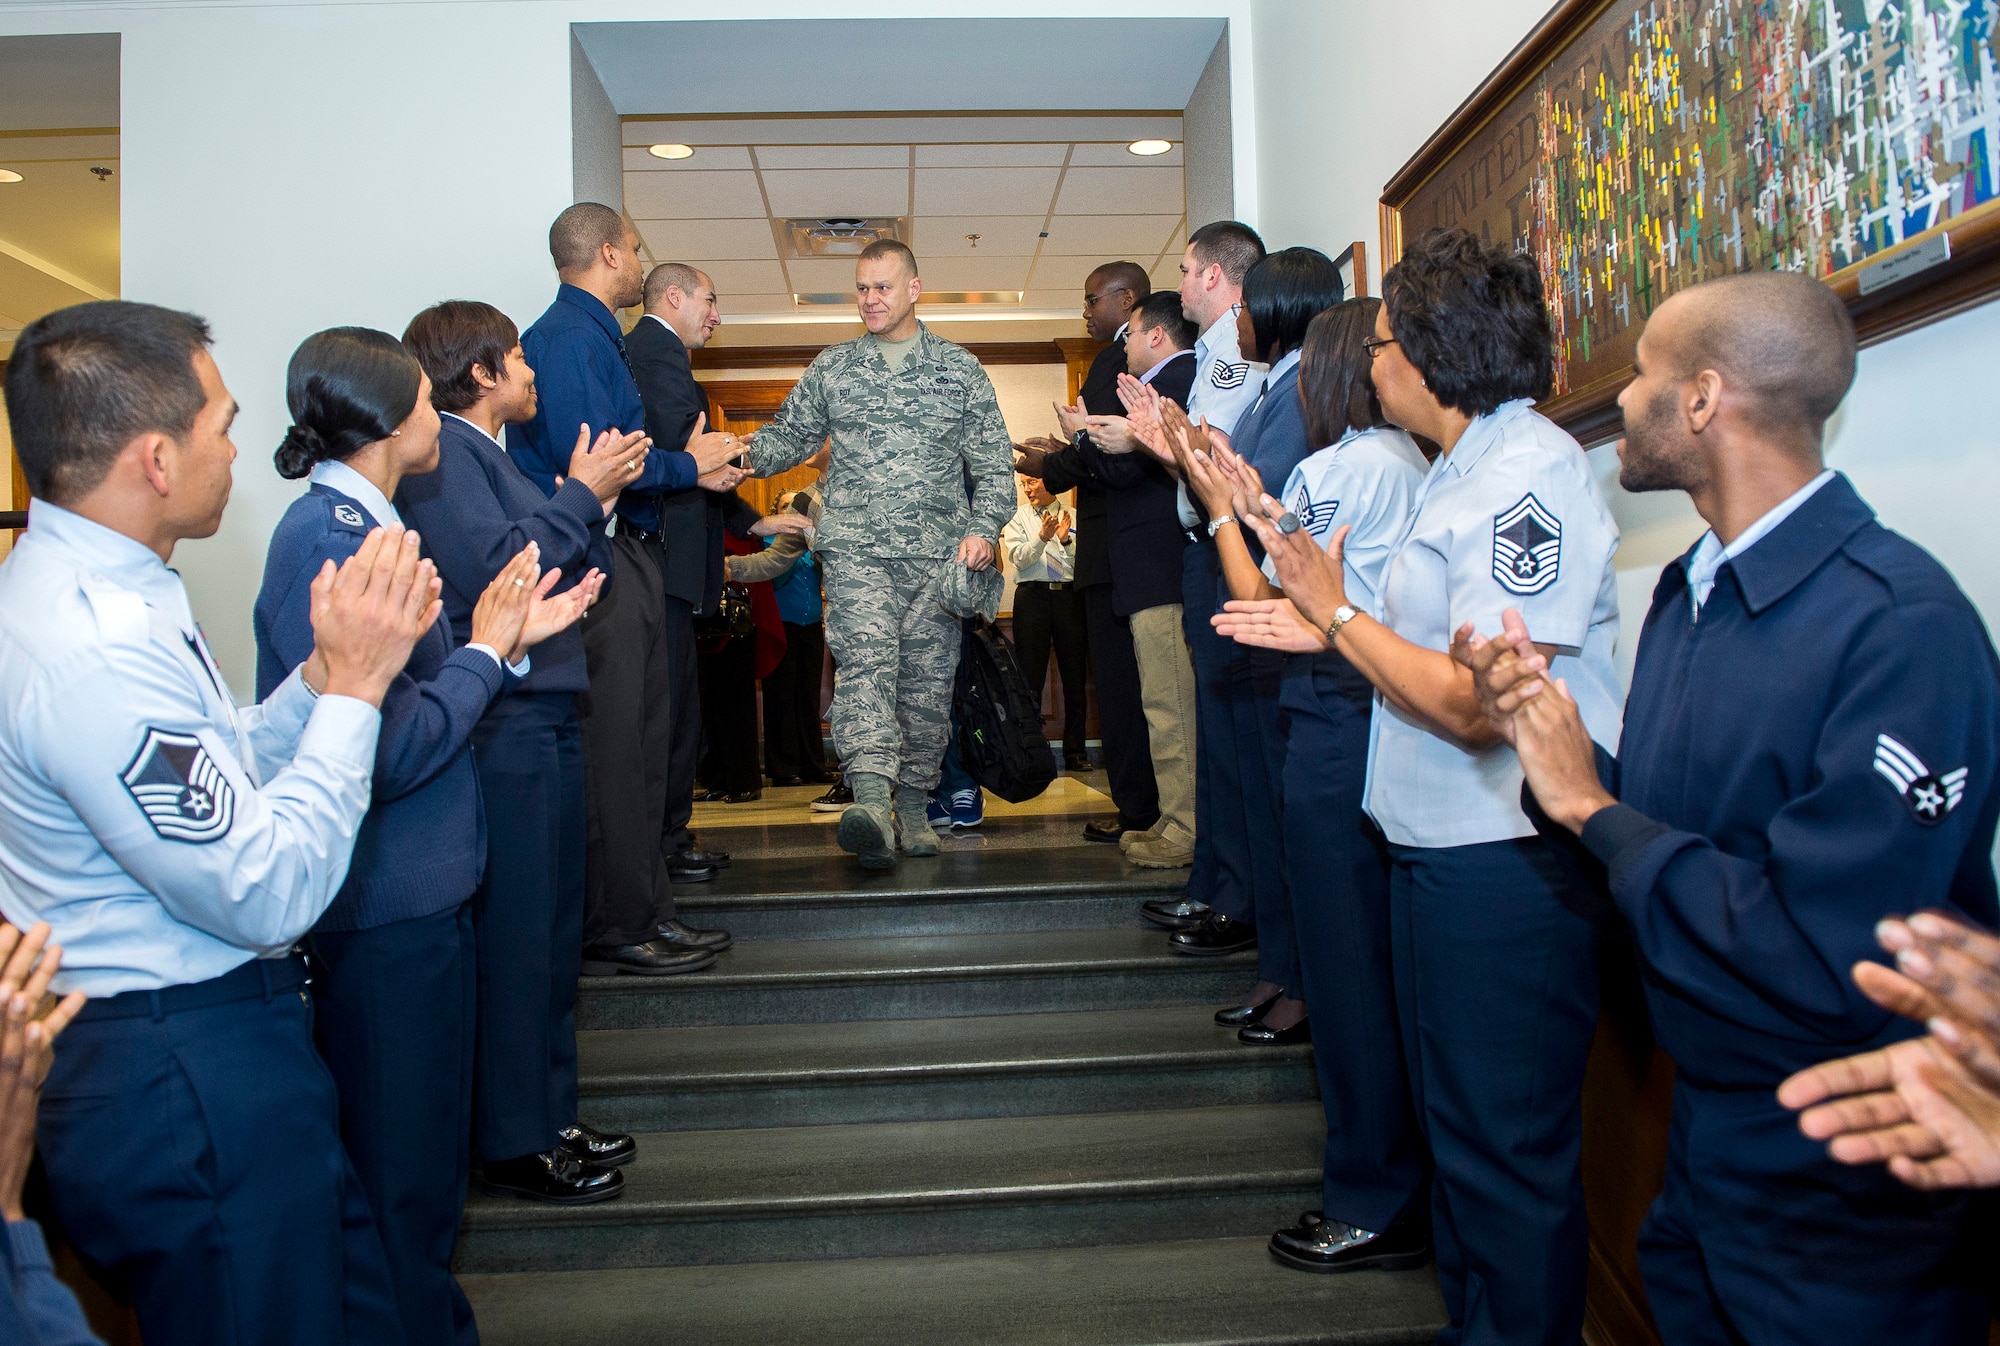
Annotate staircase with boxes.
[457,820,1445,1344]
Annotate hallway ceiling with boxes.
[622,115,1187,326]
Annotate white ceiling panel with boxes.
[756,144,909,171]
[1021,289,1084,310]
[635,218,779,263]
[785,257,867,294]
[623,145,753,172]
[760,168,908,219]
[916,257,1031,291]
[914,167,1061,217]
[626,115,1182,147]
[698,260,792,296]
[1067,142,1183,168]
[1025,254,1114,291]
[910,215,1048,258]
[1039,215,1182,259]
[1054,167,1186,216]
[716,295,798,319]
[625,170,767,220]
[915,143,1068,168]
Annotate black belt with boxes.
[618,522,664,545]
[1017,580,1072,591]
[77,953,309,1023]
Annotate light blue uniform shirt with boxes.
[0,500,382,996]
[1262,425,1430,613]
[1363,400,1623,849]
[1178,308,1267,528]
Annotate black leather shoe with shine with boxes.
[1215,992,1280,1028]
[677,844,731,869]
[1239,1016,1311,1045]
[1082,819,1127,844]
[559,1123,635,1168]
[1142,897,1211,931]
[1169,912,1256,956]
[1268,1212,1431,1273]
[666,861,716,883]
[721,789,762,803]
[580,940,717,976]
[658,918,732,953]
[481,1150,624,1205]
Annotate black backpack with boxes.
[953,618,1057,803]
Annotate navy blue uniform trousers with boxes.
[1234,635,1294,993]
[1280,654,1426,1233]
[1180,538,1252,926]
[310,903,479,1346]
[469,693,584,1163]
[37,957,404,1345]
[1387,838,1599,1346]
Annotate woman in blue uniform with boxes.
[253,327,602,1346]
[1216,228,1623,1344]
[1175,298,1431,1271]
[1171,248,1345,1035]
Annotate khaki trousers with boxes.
[1129,602,1198,844]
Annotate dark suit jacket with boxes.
[1037,338,1122,591]
[625,314,761,610]
[1080,349,1197,616]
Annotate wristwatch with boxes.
[1323,604,1360,644]
[1071,428,1090,450]
[1206,514,1237,538]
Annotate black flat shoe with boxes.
[580,939,717,976]
[658,918,732,953]
[558,1123,635,1168]
[1268,1212,1431,1273]
[481,1151,624,1205]
[1239,1016,1311,1045]
[1215,992,1281,1028]
[1169,912,1256,956]
[1082,819,1127,844]
[1142,896,1211,931]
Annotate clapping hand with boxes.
[511,566,605,663]
[1211,597,1330,654]
[304,526,443,708]
[0,922,86,1222]
[566,424,650,513]
[1053,402,1088,439]
[686,413,746,476]
[1238,498,1347,629]
[1038,510,1063,542]
[1452,609,1549,746]
[468,544,542,660]
[1116,376,1178,465]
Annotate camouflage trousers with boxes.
[820,551,963,793]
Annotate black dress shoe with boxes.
[1142,896,1212,931]
[1239,1016,1311,1045]
[769,774,806,788]
[481,1150,624,1205]
[1169,912,1256,956]
[667,862,716,883]
[580,939,717,976]
[1082,819,1127,844]
[722,789,762,803]
[1215,992,1280,1027]
[694,788,727,802]
[1269,1212,1431,1273]
[559,1122,636,1168]
[658,918,732,953]
[677,845,731,869]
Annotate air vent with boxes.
[782,217,907,258]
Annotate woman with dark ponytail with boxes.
[252,326,604,1346]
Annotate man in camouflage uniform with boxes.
[748,239,1014,869]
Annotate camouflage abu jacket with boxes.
[746,325,1016,559]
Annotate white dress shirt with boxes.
[1685,470,1837,614]
[1002,501,1076,583]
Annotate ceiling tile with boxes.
[916,143,1068,167]
[914,166,1061,217]
[916,257,1030,291]
[1053,166,1185,216]
[624,170,768,219]
[634,218,778,262]
[698,259,792,296]
[910,215,1048,258]
[756,144,908,170]
[1038,215,1181,258]
[1020,289,1083,310]
[1066,142,1182,168]
[1024,254,1112,292]
[785,257,866,293]
[718,293,797,317]
[623,145,753,172]
[760,168,908,219]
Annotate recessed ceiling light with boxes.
[647,143,695,161]
[1127,140,1172,157]
[0,170,21,184]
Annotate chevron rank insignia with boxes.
[122,728,234,843]
[1873,733,1969,827]
[1493,493,1562,595]
[1292,485,1340,536]
[1209,361,1249,390]
[333,504,366,527]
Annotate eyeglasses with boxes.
[1362,335,1399,359]
[1083,286,1130,310]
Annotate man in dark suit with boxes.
[1020,261,1161,844]
[625,265,806,848]
[1071,291,1199,868]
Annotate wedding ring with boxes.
[626,459,637,470]
[513,578,525,587]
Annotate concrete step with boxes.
[577,1006,1317,1132]
[460,1235,1446,1345]
[455,1103,1325,1273]
[576,928,1260,1029]
[674,845,1184,941]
